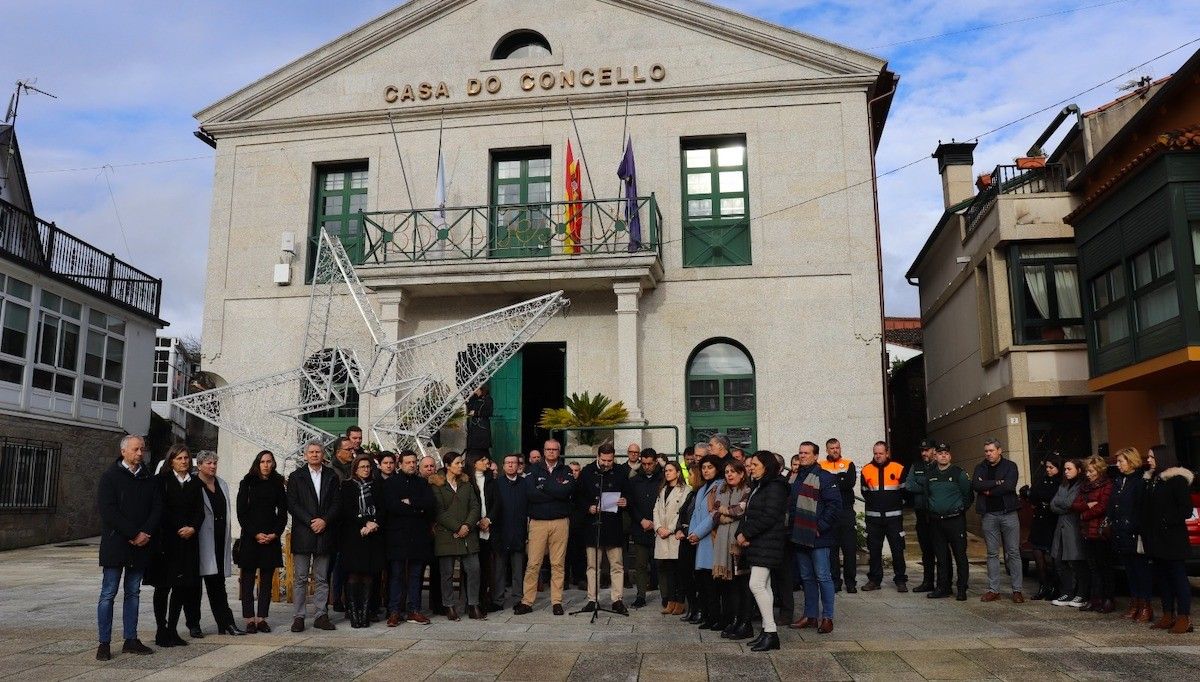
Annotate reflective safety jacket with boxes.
[860,460,906,518]
[819,457,857,511]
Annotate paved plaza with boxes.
[1,538,1197,680]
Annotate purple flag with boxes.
[617,137,642,252]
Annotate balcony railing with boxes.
[0,198,163,320]
[963,163,1068,236]
[350,195,662,265]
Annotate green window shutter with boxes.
[309,164,368,280]
[491,150,552,258]
[680,138,751,267]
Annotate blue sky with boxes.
[2,0,1197,340]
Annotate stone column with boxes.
[373,288,410,432]
[613,281,644,442]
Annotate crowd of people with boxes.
[93,428,1196,661]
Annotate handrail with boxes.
[349,195,663,266]
[0,197,163,320]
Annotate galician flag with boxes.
[617,136,642,252]
[564,140,583,254]
[432,147,448,258]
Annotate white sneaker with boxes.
[1050,595,1074,606]
[1067,596,1086,608]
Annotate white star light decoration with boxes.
[173,230,569,468]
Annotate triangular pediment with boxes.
[196,0,888,126]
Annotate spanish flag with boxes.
[564,140,583,254]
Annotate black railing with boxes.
[355,195,663,265]
[0,437,61,511]
[0,198,162,320]
[963,163,1068,236]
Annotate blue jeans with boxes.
[796,547,834,620]
[388,559,425,614]
[98,566,144,644]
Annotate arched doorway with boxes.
[686,339,756,451]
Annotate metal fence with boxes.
[963,163,1068,236]
[0,198,162,320]
[0,437,61,511]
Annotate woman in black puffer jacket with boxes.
[736,451,790,652]
[1025,455,1062,600]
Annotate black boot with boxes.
[748,629,767,648]
[154,626,176,647]
[681,601,699,622]
[750,631,780,652]
[355,584,370,628]
[720,619,740,638]
[912,581,934,593]
[728,619,754,640]
[687,609,705,625]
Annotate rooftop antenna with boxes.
[5,79,58,125]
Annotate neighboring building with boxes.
[1064,48,1200,467]
[884,316,922,368]
[906,137,1103,486]
[151,335,195,441]
[195,0,896,478]
[0,125,166,550]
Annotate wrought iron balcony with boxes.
[963,163,1068,236]
[0,198,163,321]
[352,195,662,265]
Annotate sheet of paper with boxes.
[600,491,620,513]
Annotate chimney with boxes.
[931,141,977,209]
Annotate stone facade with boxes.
[0,412,122,550]
[195,0,895,484]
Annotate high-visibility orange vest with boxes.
[860,460,905,516]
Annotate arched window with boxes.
[686,339,756,451]
[491,30,552,59]
[302,349,360,437]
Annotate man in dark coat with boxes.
[96,435,162,661]
[382,451,436,626]
[626,449,663,608]
[493,453,528,609]
[465,386,493,459]
[286,440,341,632]
[577,443,629,614]
[972,439,1023,602]
[788,441,842,634]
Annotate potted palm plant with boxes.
[538,391,630,456]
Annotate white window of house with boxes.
[153,346,170,402]
[30,291,82,416]
[0,274,34,405]
[79,309,125,423]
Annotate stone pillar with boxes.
[373,288,410,433]
[613,281,644,442]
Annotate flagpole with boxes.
[386,112,415,210]
[617,91,630,201]
[565,98,597,200]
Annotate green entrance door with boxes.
[491,150,552,258]
[686,341,757,452]
[489,352,523,460]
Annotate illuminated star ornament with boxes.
[173,230,569,467]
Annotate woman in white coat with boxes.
[192,451,244,635]
[653,461,689,615]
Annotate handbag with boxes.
[232,538,242,565]
[1097,517,1112,540]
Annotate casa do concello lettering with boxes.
[384,64,666,103]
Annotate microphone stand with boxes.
[570,466,627,622]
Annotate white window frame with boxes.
[80,308,126,424]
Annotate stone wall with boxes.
[0,413,123,550]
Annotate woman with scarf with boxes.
[1072,455,1114,613]
[1049,459,1087,607]
[1025,454,1062,600]
[708,460,752,639]
[430,452,484,621]
[236,450,288,633]
[682,455,724,627]
[338,454,385,628]
[737,451,791,652]
[1107,447,1151,622]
